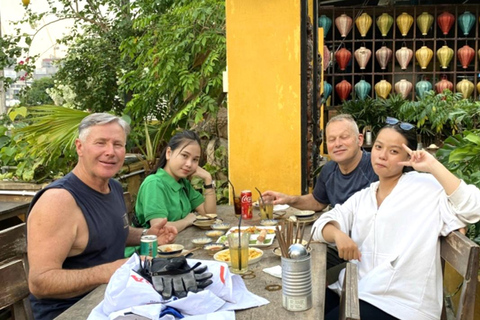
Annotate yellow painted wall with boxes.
[226,0,302,201]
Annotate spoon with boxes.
[288,243,308,259]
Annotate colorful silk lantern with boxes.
[319,15,332,38]
[335,80,352,101]
[375,80,392,99]
[417,12,434,36]
[323,81,333,101]
[335,47,352,71]
[375,45,392,70]
[335,14,353,38]
[323,45,331,71]
[458,11,475,36]
[376,13,394,37]
[435,76,453,94]
[476,82,480,96]
[355,80,371,100]
[436,45,454,69]
[415,46,433,69]
[355,13,372,37]
[395,79,413,99]
[354,46,372,70]
[456,79,474,99]
[438,11,455,35]
[396,12,414,36]
[396,46,413,70]
[458,44,475,69]
[415,80,433,99]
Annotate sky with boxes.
[1,0,73,67]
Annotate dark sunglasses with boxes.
[385,117,415,131]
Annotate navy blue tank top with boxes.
[28,172,129,320]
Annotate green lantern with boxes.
[354,80,371,100]
[415,80,432,99]
[458,11,476,36]
[318,15,332,38]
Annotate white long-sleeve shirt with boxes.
[313,172,480,320]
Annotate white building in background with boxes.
[5,57,59,107]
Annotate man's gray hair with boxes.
[78,113,131,141]
[326,114,360,136]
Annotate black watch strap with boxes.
[204,183,214,189]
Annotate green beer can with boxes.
[140,235,158,257]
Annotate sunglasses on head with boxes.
[385,117,415,131]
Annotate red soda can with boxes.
[241,190,253,220]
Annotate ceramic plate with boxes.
[260,219,278,226]
[205,230,225,238]
[157,244,184,255]
[288,214,318,225]
[213,247,263,266]
[191,237,213,246]
[217,226,276,247]
[211,223,231,231]
[253,202,290,212]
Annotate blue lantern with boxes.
[318,15,332,38]
[323,81,333,102]
[415,80,433,99]
[458,11,476,36]
[354,80,371,100]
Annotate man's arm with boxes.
[262,191,328,211]
[126,218,178,246]
[27,189,127,299]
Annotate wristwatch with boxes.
[204,180,216,189]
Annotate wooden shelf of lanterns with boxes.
[319,4,480,108]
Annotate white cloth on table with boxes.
[87,255,269,320]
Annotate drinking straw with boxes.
[237,206,243,271]
[227,179,237,202]
[255,187,265,207]
[299,222,306,245]
[306,226,316,251]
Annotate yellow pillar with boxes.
[226,0,302,200]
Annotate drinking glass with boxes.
[233,196,242,217]
[227,232,250,274]
[259,198,274,220]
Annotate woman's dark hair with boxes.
[378,122,417,173]
[154,130,201,173]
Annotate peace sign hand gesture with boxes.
[397,144,438,173]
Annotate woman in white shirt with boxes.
[313,117,480,320]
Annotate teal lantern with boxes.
[458,11,476,36]
[318,15,332,38]
[354,80,371,100]
[415,80,433,99]
[323,81,333,101]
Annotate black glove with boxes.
[149,256,213,299]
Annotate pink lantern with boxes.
[323,45,331,71]
[395,46,413,70]
[335,14,353,37]
[354,46,372,70]
[435,76,453,94]
[375,45,393,70]
[394,79,413,99]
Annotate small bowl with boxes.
[157,244,184,255]
[205,230,225,238]
[211,223,231,231]
[192,237,213,246]
[196,215,212,221]
[260,219,278,226]
[203,243,226,255]
[294,210,315,220]
[206,213,218,219]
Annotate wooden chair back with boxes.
[123,192,135,225]
[0,223,33,320]
[441,230,480,320]
[339,263,360,320]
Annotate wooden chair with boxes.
[339,263,360,320]
[123,191,136,225]
[441,230,480,320]
[0,223,33,320]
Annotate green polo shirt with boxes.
[125,169,204,257]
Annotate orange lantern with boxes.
[396,46,413,70]
[376,45,392,70]
[438,11,455,35]
[335,14,353,38]
[435,76,453,94]
[335,80,352,101]
[396,12,414,36]
[375,80,392,99]
[395,79,413,99]
[415,46,433,69]
[355,13,372,37]
[335,47,352,71]
[436,45,454,69]
[417,12,434,36]
[376,13,394,37]
[354,46,372,70]
[456,79,474,99]
[458,45,475,69]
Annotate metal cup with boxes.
[281,254,312,311]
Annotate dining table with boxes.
[55,204,327,320]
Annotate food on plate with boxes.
[215,248,263,263]
[257,229,267,243]
[229,226,275,234]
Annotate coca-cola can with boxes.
[240,190,253,220]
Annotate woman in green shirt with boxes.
[125,131,217,256]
